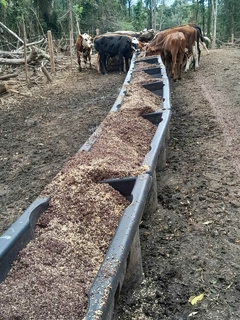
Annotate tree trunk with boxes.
[0,74,18,80]
[47,31,55,74]
[152,0,156,30]
[0,50,38,65]
[0,22,24,44]
[41,66,52,82]
[211,0,218,48]
[68,0,73,69]
[207,0,212,38]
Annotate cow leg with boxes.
[99,52,107,75]
[89,54,92,68]
[198,43,201,63]
[178,52,185,80]
[77,50,82,71]
[178,38,186,80]
[86,49,92,68]
[185,54,193,72]
[179,59,184,80]
[193,41,199,70]
[118,54,124,73]
[125,57,130,72]
[172,61,177,81]
[165,53,172,79]
[171,51,177,81]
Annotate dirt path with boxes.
[114,48,240,319]
[197,49,240,175]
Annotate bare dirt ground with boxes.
[1,48,240,319]
[114,48,240,319]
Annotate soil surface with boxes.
[114,48,240,319]
[1,48,240,319]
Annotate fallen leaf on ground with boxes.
[202,221,213,225]
[188,311,198,317]
[189,293,204,305]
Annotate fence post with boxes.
[47,30,55,74]
[23,21,28,84]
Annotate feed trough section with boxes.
[0,53,171,319]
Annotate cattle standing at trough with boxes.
[75,33,93,71]
[94,35,139,75]
[146,25,199,73]
[162,31,186,81]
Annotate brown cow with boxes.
[75,33,93,71]
[146,25,198,72]
[162,32,186,80]
[146,31,186,81]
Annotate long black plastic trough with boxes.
[110,55,136,112]
[79,109,171,178]
[81,57,171,153]
[0,53,171,319]
[84,174,152,320]
[142,109,171,174]
[0,175,152,320]
[0,197,50,283]
[133,55,171,111]
[133,55,168,80]
[111,53,171,112]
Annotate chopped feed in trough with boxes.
[0,53,171,319]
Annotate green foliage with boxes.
[218,0,240,41]
[116,20,135,31]
[73,5,83,22]
[132,0,148,30]
[170,0,192,26]
[1,0,240,43]
[3,0,27,30]
[0,0,7,6]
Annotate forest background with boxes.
[0,0,239,51]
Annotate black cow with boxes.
[94,35,139,75]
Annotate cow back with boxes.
[94,35,133,58]
[151,25,196,49]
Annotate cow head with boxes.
[146,44,162,56]
[131,37,139,52]
[138,41,148,51]
[81,33,93,48]
[145,45,155,56]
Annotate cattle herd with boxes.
[75,24,210,80]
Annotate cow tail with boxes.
[203,36,211,43]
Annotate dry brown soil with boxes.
[1,48,240,319]
[114,48,240,320]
